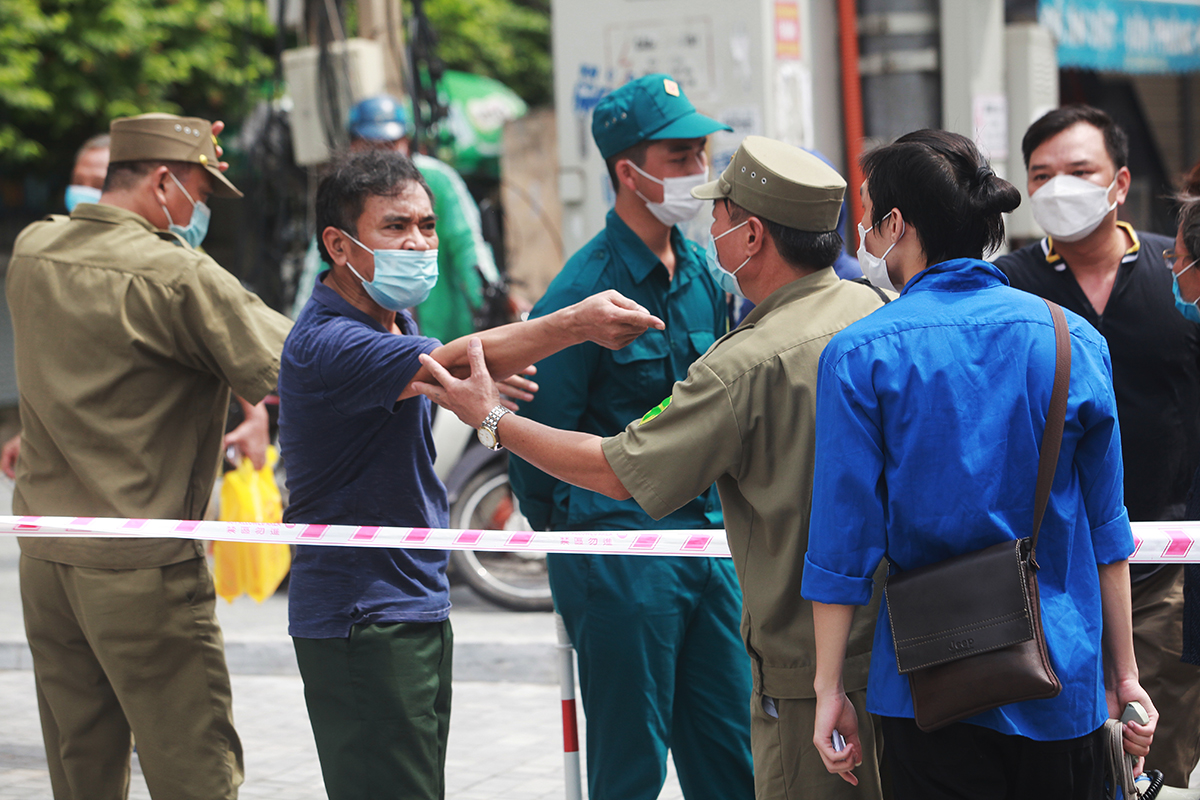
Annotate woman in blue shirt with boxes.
[800,129,1156,798]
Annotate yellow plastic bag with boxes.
[213,446,291,603]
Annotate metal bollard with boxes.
[556,613,583,800]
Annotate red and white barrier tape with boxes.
[0,516,1199,561]
[0,515,732,557]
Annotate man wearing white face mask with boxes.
[506,74,755,800]
[996,104,1200,787]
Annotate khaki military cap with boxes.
[109,113,242,198]
[692,136,844,232]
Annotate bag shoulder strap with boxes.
[852,277,893,305]
[1032,299,1071,558]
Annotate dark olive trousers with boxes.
[1131,565,1200,785]
[293,620,452,800]
[21,555,243,800]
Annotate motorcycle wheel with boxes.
[448,460,554,612]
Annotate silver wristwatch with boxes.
[477,405,511,451]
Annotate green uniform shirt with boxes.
[7,203,292,569]
[602,268,887,698]
[510,208,725,532]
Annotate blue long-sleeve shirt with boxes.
[801,258,1134,741]
[509,208,725,532]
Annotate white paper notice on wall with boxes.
[605,18,716,102]
[774,61,813,151]
[973,94,1009,161]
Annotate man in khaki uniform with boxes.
[7,113,292,800]
[414,137,889,800]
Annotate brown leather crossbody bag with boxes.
[883,298,1069,732]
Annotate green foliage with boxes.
[0,0,277,175]
[416,0,551,107]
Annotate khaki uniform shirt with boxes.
[7,204,292,569]
[602,268,887,699]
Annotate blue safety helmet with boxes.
[348,95,409,142]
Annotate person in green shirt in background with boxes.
[292,94,500,344]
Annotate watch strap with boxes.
[480,405,511,449]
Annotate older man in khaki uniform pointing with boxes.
[7,114,292,800]
[416,137,890,800]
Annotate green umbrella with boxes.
[433,70,528,180]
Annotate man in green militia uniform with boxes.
[414,137,889,800]
[7,114,292,800]
[508,73,751,800]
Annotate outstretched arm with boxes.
[398,289,664,400]
[413,338,631,500]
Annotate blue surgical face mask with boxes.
[161,171,211,249]
[705,220,751,298]
[340,230,439,312]
[65,185,101,212]
[1173,259,1200,322]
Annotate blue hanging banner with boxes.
[1040,0,1200,73]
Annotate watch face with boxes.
[477,425,498,449]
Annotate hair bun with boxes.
[973,166,995,186]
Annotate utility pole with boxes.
[357,0,407,99]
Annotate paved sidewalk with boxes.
[0,526,685,798]
[0,670,657,800]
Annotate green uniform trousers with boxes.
[293,620,453,800]
[549,553,754,800]
[1132,565,1200,785]
[20,555,243,800]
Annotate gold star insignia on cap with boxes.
[663,79,679,97]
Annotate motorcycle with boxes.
[432,406,553,612]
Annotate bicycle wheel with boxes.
[448,460,553,612]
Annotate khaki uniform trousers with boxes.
[1132,564,1200,786]
[751,688,884,800]
[20,555,244,800]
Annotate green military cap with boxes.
[108,113,242,198]
[692,136,845,232]
[591,73,731,160]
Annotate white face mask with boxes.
[857,215,904,292]
[705,220,751,298]
[1029,174,1117,243]
[625,160,708,226]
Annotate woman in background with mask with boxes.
[1170,166,1200,322]
[801,128,1156,799]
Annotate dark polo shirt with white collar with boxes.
[996,222,1200,526]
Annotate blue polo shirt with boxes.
[279,274,450,638]
[801,258,1134,741]
[508,208,725,532]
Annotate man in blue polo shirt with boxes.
[278,149,664,800]
[508,74,754,800]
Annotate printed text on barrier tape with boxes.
[0,516,1198,562]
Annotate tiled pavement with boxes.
[0,670,638,800]
[0,530,684,799]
